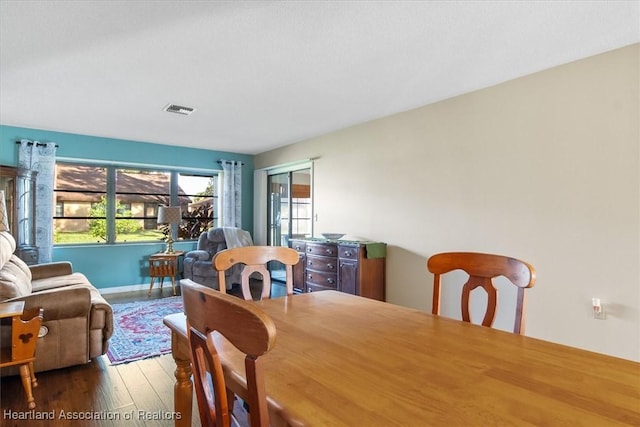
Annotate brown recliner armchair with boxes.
[183,227,252,290]
[0,231,113,374]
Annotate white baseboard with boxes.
[98,278,246,295]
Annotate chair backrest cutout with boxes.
[427,252,535,334]
[213,246,299,300]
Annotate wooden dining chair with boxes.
[181,279,277,427]
[213,246,300,300]
[427,252,536,334]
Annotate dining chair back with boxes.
[0,306,44,409]
[181,279,277,427]
[213,246,300,300]
[427,252,536,334]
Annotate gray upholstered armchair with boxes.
[183,227,250,290]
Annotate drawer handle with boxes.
[295,245,302,251]
[327,278,335,284]
[308,274,313,279]
[344,251,352,257]
[307,261,313,267]
[327,264,335,269]
[325,249,333,255]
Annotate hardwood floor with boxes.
[0,282,282,427]
[1,353,197,426]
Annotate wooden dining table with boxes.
[164,290,640,426]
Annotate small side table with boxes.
[0,301,43,409]
[148,251,185,296]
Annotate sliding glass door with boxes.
[267,168,312,281]
[268,168,312,246]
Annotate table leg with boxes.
[148,277,156,296]
[171,276,177,296]
[171,330,193,427]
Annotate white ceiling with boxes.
[1,1,638,155]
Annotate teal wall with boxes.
[0,125,254,290]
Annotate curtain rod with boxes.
[217,160,245,166]
[16,140,59,148]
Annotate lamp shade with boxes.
[0,190,8,232]
[157,206,181,224]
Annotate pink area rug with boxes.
[106,296,183,365]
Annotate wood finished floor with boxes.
[0,283,276,427]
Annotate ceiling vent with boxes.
[163,104,195,115]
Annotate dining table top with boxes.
[179,290,640,426]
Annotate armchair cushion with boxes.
[205,227,227,257]
[16,286,92,321]
[31,272,91,292]
[184,250,210,262]
[0,231,16,264]
[30,261,73,280]
[0,255,32,300]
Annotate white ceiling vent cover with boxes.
[163,104,196,115]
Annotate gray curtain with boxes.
[17,140,57,263]
[220,160,242,228]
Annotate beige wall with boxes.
[256,44,640,361]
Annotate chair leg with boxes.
[29,361,38,388]
[19,363,36,409]
[171,276,177,296]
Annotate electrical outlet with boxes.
[592,298,606,320]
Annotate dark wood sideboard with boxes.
[289,238,386,301]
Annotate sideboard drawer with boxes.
[306,254,337,273]
[291,241,306,252]
[307,282,337,293]
[306,270,337,289]
[306,242,338,257]
[338,245,359,260]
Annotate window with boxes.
[178,173,216,239]
[114,169,171,243]
[54,164,107,244]
[53,162,217,245]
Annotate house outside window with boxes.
[55,202,64,218]
[53,163,217,244]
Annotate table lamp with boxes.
[158,205,181,253]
